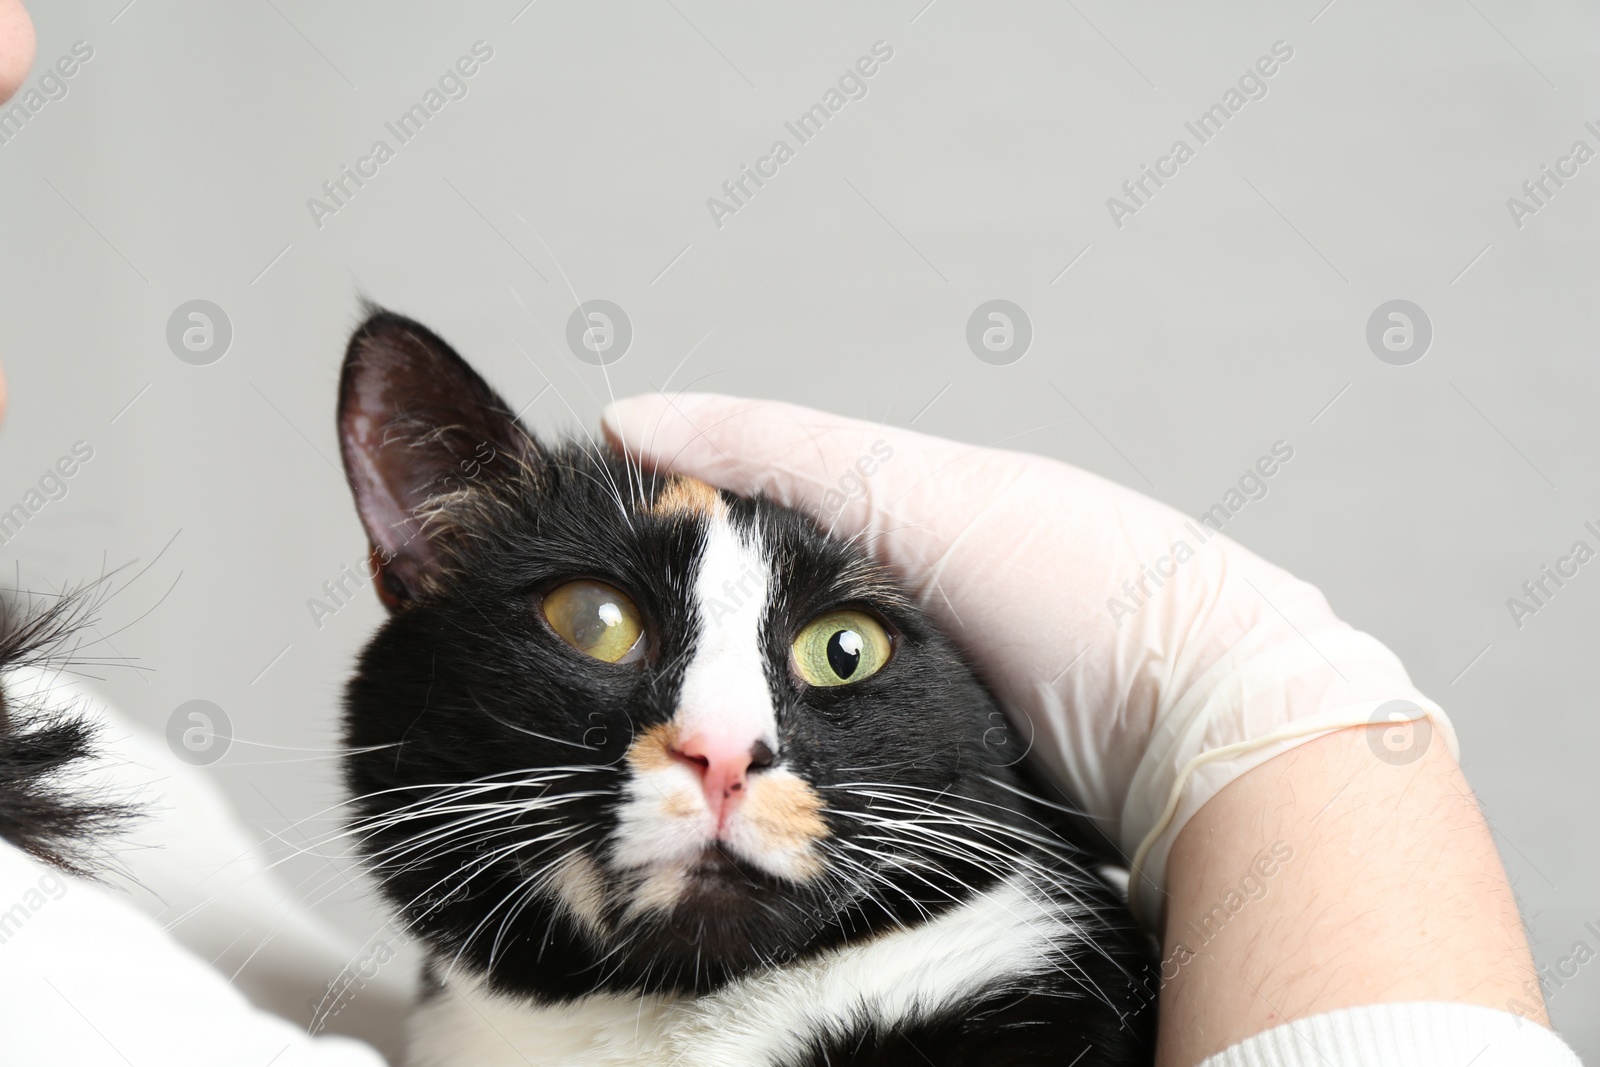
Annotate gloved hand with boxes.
[602,393,1451,924]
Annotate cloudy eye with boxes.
[542,580,645,664]
[791,610,892,687]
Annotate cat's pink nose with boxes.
[672,734,775,831]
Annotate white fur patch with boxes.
[410,874,1089,1066]
[674,511,776,750]
[548,852,609,935]
[408,985,679,1067]
[606,512,824,908]
[610,762,825,888]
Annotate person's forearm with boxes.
[1157,723,1544,1066]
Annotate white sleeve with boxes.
[0,840,389,1067]
[0,667,399,1065]
[1199,1002,1584,1067]
[0,667,416,1034]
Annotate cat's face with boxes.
[337,312,1025,998]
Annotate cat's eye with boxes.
[790,610,892,687]
[541,580,646,664]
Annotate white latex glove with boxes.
[602,394,1454,925]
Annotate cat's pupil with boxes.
[827,629,863,678]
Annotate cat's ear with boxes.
[337,308,528,608]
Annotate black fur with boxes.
[0,585,131,877]
[785,977,1141,1067]
[338,309,1157,1064]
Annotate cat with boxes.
[336,308,1158,1066]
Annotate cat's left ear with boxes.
[337,308,529,608]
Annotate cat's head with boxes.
[336,310,1032,997]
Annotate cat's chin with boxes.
[610,838,813,913]
[586,849,844,991]
[662,843,757,894]
[643,842,773,888]
[622,847,816,929]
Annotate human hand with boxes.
[0,0,27,420]
[603,393,1544,1064]
[602,393,1443,917]
[0,0,34,106]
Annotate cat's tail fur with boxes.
[0,580,135,877]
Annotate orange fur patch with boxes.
[627,721,679,774]
[661,790,699,820]
[650,475,724,518]
[744,773,829,876]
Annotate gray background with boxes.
[0,0,1595,1057]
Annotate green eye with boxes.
[542,580,645,664]
[791,610,892,687]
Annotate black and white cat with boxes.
[335,309,1157,1066]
